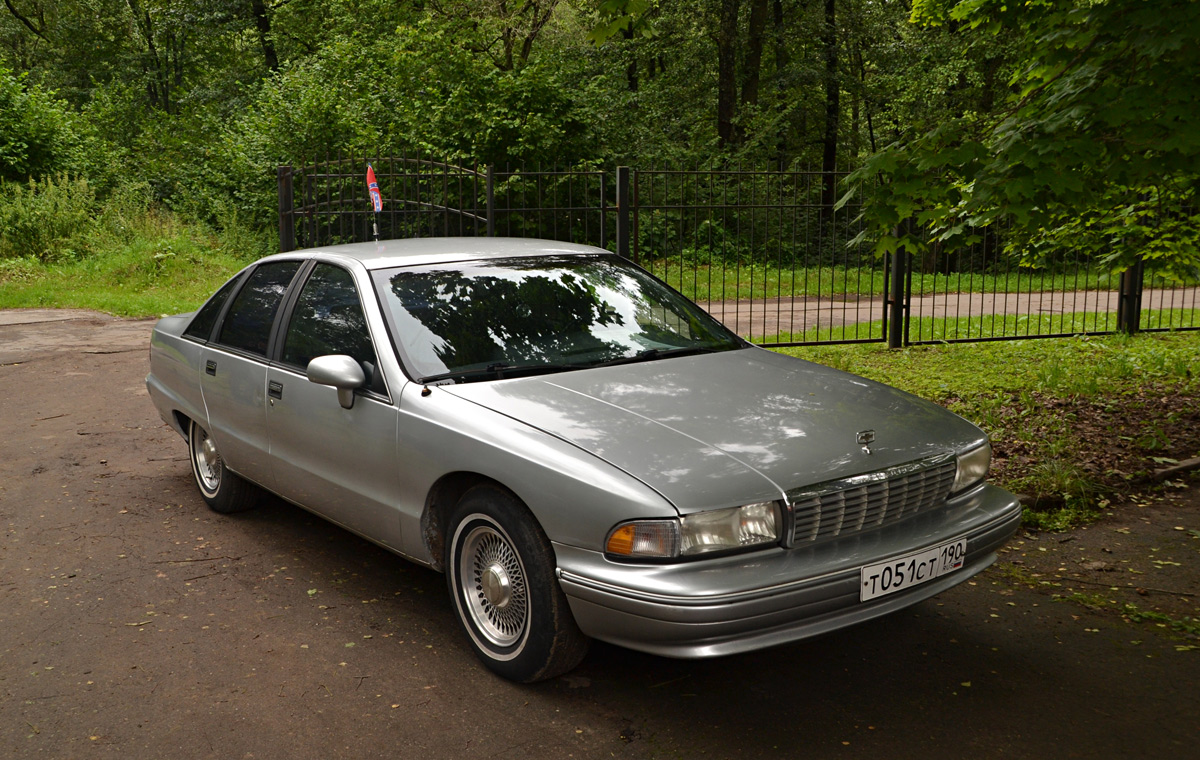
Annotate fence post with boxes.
[486,165,496,237]
[599,170,608,250]
[616,166,631,262]
[304,169,315,250]
[1117,257,1145,335]
[887,241,908,349]
[277,166,295,252]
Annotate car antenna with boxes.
[366,161,382,242]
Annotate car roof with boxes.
[267,237,611,271]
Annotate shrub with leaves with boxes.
[847,0,1200,281]
[0,175,97,261]
[178,23,595,235]
[0,67,93,183]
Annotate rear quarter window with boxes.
[184,274,243,342]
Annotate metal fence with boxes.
[278,156,1200,347]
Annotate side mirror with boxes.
[307,355,366,409]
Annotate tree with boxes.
[429,0,561,71]
[848,0,1200,278]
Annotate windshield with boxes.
[374,254,743,382]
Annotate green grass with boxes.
[777,331,1200,530]
[757,310,1200,346]
[776,332,1200,407]
[0,210,262,318]
[644,260,1171,303]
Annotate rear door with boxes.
[199,259,302,491]
[265,262,404,550]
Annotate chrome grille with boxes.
[787,456,957,545]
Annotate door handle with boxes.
[205,360,217,376]
[268,381,283,400]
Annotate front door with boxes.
[265,262,403,550]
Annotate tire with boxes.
[188,419,257,514]
[445,484,589,682]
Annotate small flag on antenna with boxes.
[366,163,382,213]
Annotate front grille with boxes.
[787,456,957,545]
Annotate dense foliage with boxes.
[0,0,1195,274]
[848,0,1200,279]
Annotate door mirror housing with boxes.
[306,355,366,409]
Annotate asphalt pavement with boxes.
[1,310,1196,759]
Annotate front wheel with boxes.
[446,485,589,682]
[188,419,257,514]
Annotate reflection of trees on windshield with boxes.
[382,255,742,377]
[389,265,628,369]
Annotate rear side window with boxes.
[217,261,301,356]
[184,274,242,342]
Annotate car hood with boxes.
[441,348,986,514]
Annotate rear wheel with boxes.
[188,419,257,514]
[445,484,588,682]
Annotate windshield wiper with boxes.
[419,361,580,384]
[590,346,721,368]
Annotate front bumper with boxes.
[554,483,1021,658]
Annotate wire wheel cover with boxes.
[459,523,529,647]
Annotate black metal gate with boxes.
[278,156,1199,347]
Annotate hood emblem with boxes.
[857,430,875,455]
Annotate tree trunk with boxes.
[739,0,770,112]
[517,0,557,68]
[772,0,790,166]
[624,23,637,91]
[772,0,789,73]
[126,0,170,112]
[2,0,49,41]
[849,41,860,155]
[716,0,740,148]
[249,0,278,72]
[855,44,877,153]
[820,0,839,212]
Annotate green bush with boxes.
[0,175,97,261]
[0,67,91,183]
[172,23,596,234]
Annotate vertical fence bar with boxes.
[888,239,907,349]
[599,170,608,250]
[616,166,631,262]
[277,166,295,252]
[1118,258,1145,334]
[304,167,315,250]
[486,165,496,237]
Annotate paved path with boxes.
[699,286,1200,340]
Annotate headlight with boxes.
[952,442,991,493]
[606,501,781,559]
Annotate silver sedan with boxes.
[146,238,1022,682]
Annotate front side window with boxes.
[374,254,742,383]
[282,263,378,376]
[217,260,301,356]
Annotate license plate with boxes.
[860,538,967,602]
